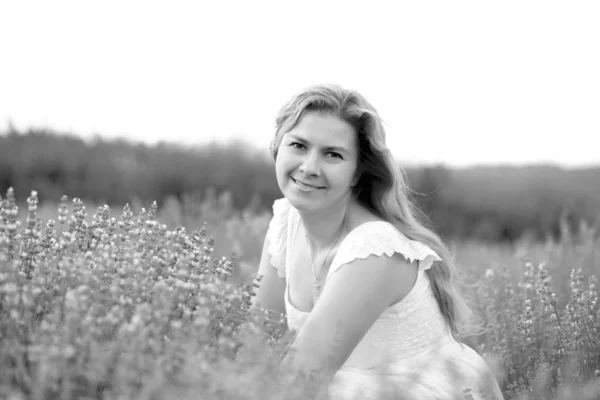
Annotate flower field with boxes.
[1,188,599,399]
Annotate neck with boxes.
[298,197,353,253]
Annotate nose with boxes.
[299,150,320,176]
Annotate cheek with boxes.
[274,151,291,180]
[276,147,295,168]
[337,165,359,187]
[340,162,357,178]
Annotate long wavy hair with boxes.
[270,83,476,338]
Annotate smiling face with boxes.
[275,111,360,211]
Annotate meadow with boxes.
[1,188,600,400]
[4,128,600,244]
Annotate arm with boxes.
[252,235,286,316]
[279,252,418,382]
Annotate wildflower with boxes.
[57,195,69,225]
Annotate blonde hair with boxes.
[270,83,476,338]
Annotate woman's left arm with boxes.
[279,252,418,383]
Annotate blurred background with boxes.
[1,1,599,278]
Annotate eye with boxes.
[327,152,343,160]
[290,142,305,150]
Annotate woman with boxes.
[254,84,503,399]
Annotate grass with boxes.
[1,188,599,399]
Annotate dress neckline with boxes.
[286,217,394,314]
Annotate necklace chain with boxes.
[304,215,345,292]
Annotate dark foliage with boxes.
[1,127,598,243]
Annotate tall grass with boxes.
[1,188,599,399]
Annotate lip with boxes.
[292,177,324,189]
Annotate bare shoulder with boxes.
[345,200,387,231]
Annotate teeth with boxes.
[294,179,318,189]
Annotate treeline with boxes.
[1,126,599,242]
[0,127,277,208]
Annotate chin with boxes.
[283,188,318,208]
[285,191,315,209]
[288,191,346,214]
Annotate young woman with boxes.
[254,84,504,399]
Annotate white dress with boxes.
[266,198,504,400]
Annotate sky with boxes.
[0,1,599,168]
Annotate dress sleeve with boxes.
[327,221,442,280]
[265,197,292,278]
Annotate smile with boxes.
[292,177,324,190]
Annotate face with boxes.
[275,111,360,211]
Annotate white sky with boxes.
[0,1,599,168]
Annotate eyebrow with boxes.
[286,134,350,155]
